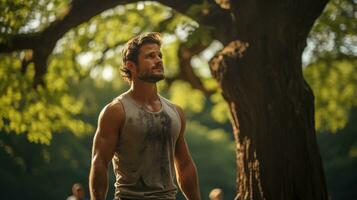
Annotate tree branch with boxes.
[0,0,231,89]
[0,33,40,53]
[156,0,201,15]
[178,42,216,97]
[0,0,140,86]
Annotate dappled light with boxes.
[0,0,356,199]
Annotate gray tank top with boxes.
[112,92,181,200]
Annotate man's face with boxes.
[134,43,164,83]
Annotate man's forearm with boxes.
[178,163,201,200]
[89,163,109,200]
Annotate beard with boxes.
[137,69,165,83]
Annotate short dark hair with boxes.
[121,32,162,82]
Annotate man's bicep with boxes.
[92,129,117,165]
[174,125,193,168]
[92,103,123,165]
[174,105,192,165]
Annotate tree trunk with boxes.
[209,0,329,199]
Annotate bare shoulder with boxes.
[100,99,123,116]
[98,99,125,127]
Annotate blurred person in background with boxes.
[67,183,87,200]
[209,188,223,200]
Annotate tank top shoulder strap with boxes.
[159,95,181,120]
[113,91,138,120]
[113,91,132,106]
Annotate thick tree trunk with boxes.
[210,0,329,199]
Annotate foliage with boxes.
[306,0,356,62]
[184,121,236,200]
[0,131,92,199]
[317,107,357,199]
[0,0,69,37]
[0,0,37,35]
[0,53,91,144]
[304,0,357,133]
[304,60,357,132]
[169,80,206,113]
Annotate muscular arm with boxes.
[174,106,201,200]
[89,101,124,200]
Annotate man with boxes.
[67,183,86,200]
[89,32,201,200]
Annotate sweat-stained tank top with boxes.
[112,92,181,200]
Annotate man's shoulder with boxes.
[106,99,124,112]
[99,98,125,121]
[104,91,129,112]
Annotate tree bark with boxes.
[210,0,329,199]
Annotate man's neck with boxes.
[129,79,159,103]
